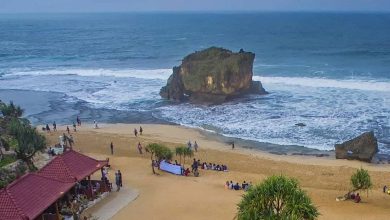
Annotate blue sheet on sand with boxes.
[160,160,182,175]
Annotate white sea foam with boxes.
[6,68,172,80]
[1,68,389,153]
[254,76,390,92]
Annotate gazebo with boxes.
[0,150,109,220]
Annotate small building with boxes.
[0,150,109,220]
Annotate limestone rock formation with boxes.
[160,47,267,104]
[335,131,378,162]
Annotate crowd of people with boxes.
[201,162,228,171]
[225,180,252,191]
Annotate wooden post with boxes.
[88,176,93,199]
[55,201,60,220]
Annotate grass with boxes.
[0,154,17,168]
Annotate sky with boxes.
[1,0,390,13]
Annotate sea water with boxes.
[0,12,389,153]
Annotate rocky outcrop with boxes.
[335,131,378,162]
[160,47,267,104]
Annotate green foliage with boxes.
[175,146,186,164]
[9,119,46,171]
[237,175,319,220]
[0,154,16,167]
[351,168,372,192]
[146,143,173,174]
[0,162,28,189]
[175,146,193,165]
[0,168,16,189]
[180,47,252,94]
[0,101,24,118]
[1,137,10,151]
[183,147,193,162]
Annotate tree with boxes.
[146,143,173,174]
[0,101,24,118]
[237,175,319,220]
[9,119,46,171]
[175,146,186,164]
[350,168,372,196]
[182,147,193,166]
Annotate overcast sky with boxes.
[1,0,390,13]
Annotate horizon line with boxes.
[1,9,390,15]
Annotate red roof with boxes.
[0,173,74,220]
[0,150,108,220]
[38,150,106,182]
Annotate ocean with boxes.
[0,12,389,154]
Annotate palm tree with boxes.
[9,119,46,171]
[237,175,319,220]
[350,168,372,197]
[146,143,173,174]
[175,146,185,164]
[182,147,193,166]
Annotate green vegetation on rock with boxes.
[160,47,266,104]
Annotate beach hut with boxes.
[0,150,108,220]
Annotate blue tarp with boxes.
[160,160,182,175]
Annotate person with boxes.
[354,193,361,203]
[349,192,356,200]
[225,181,230,189]
[137,142,143,154]
[101,167,107,180]
[232,141,235,150]
[47,147,53,156]
[115,171,121,191]
[118,170,123,187]
[191,158,198,172]
[184,168,190,176]
[68,135,74,148]
[242,181,248,190]
[66,126,70,134]
[187,140,192,149]
[46,124,50,132]
[193,169,199,177]
[194,141,199,152]
[94,181,100,193]
[73,122,77,132]
[229,181,234,190]
[53,121,57,131]
[139,126,143,135]
[110,142,114,155]
[62,133,68,146]
[134,128,138,137]
[234,182,240,190]
[383,185,388,193]
[70,134,75,145]
[77,116,81,126]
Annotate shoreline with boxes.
[4,88,388,159]
[43,123,390,219]
[75,123,390,170]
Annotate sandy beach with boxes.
[43,123,390,220]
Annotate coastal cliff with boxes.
[160,47,267,104]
